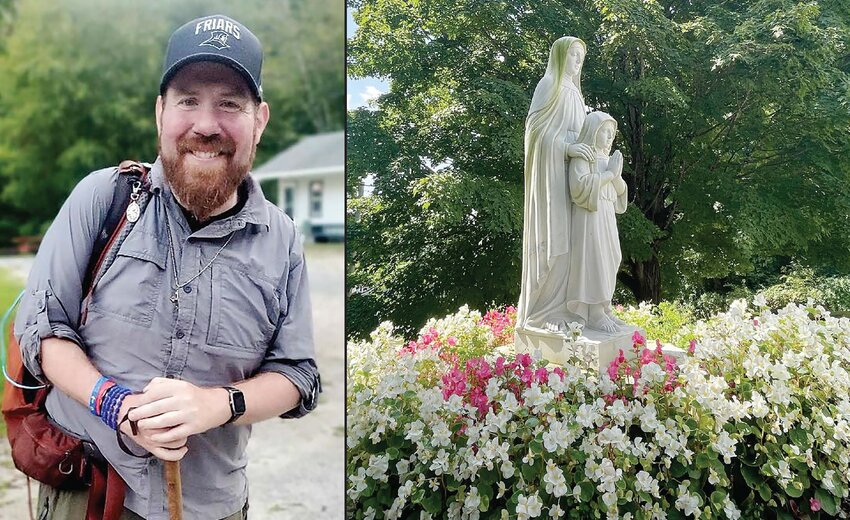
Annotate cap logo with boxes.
[194,17,242,40]
[200,31,230,50]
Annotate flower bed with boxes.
[347,301,850,519]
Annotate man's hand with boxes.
[118,393,189,461]
[128,377,231,445]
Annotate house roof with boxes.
[252,131,344,180]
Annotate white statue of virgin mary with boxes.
[517,36,595,333]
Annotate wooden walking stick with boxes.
[164,460,183,520]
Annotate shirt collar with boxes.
[148,157,270,237]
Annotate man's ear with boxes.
[155,95,164,136]
[254,101,270,145]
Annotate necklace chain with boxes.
[162,202,235,306]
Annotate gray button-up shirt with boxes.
[14,158,317,519]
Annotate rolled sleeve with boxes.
[257,229,320,418]
[13,168,116,382]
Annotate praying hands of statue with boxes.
[567,142,594,162]
[609,150,623,178]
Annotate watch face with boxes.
[232,389,246,414]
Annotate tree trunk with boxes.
[627,255,661,304]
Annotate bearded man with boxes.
[14,14,319,520]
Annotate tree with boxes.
[347,0,850,337]
[0,0,343,242]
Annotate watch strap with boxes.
[223,386,245,425]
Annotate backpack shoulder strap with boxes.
[82,160,150,297]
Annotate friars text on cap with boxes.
[195,17,241,40]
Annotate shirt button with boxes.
[175,331,185,339]
[183,286,192,294]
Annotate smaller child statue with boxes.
[564,111,628,333]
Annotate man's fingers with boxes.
[151,445,188,462]
[137,410,185,430]
[128,397,178,421]
[151,426,190,445]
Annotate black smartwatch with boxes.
[223,386,246,424]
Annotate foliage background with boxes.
[346,0,850,338]
[0,0,344,239]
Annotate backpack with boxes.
[0,161,151,518]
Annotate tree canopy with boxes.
[347,0,850,337]
[0,0,343,239]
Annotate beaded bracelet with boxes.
[99,384,132,431]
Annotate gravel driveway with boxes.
[0,243,344,519]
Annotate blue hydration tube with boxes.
[1,289,47,390]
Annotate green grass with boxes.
[0,267,25,436]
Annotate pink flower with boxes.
[517,353,533,368]
[632,330,646,346]
[552,367,565,380]
[810,498,821,512]
[494,357,506,376]
[753,319,759,327]
[688,339,696,355]
[447,336,458,346]
[520,368,534,386]
[607,359,621,381]
[535,367,550,384]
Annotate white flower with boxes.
[396,459,410,475]
[753,293,767,308]
[497,481,507,498]
[463,486,481,518]
[576,402,600,428]
[712,431,737,464]
[749,392,769,418]
[516,493,543,519]
[723,496,741,520]
[364,506,376,520]
[429,449,450,475]
[500,460,515,479]
[543,460,568,497]
[406,420,425,442]
[597,426,629,451]
[365,454,389,482]
[543,420,572,452]
[347,467,368,499]
[431,421,452,447]
[549,503,564,518]
[675,481,700,517]
[635,470,660,498]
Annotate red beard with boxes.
[160,133,255,222]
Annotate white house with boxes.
[252,131,344,242]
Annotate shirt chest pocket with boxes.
[206,263,280,355]
[89,230,167,327]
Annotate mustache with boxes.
[176,135,236,155]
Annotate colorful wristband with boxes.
[95,380,117,416]
[89,376,110,415]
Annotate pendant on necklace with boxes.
[170,289,179,306]
[126,201,141,223]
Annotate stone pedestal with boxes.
[515,325,686,373]
[515,325,641,373]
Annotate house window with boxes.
[283,186,294,219]
[309,180,323,218]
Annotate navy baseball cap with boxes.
[160,15,263,100]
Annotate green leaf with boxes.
[530,439,544,454]
[815,489,837,516]
[422,491,442,514]
[579,480,595,502]
[670,460,688,478]
[387,447,400,460]
[741,465,762,488]
[696,452,713,469]
[710,490,727,507]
